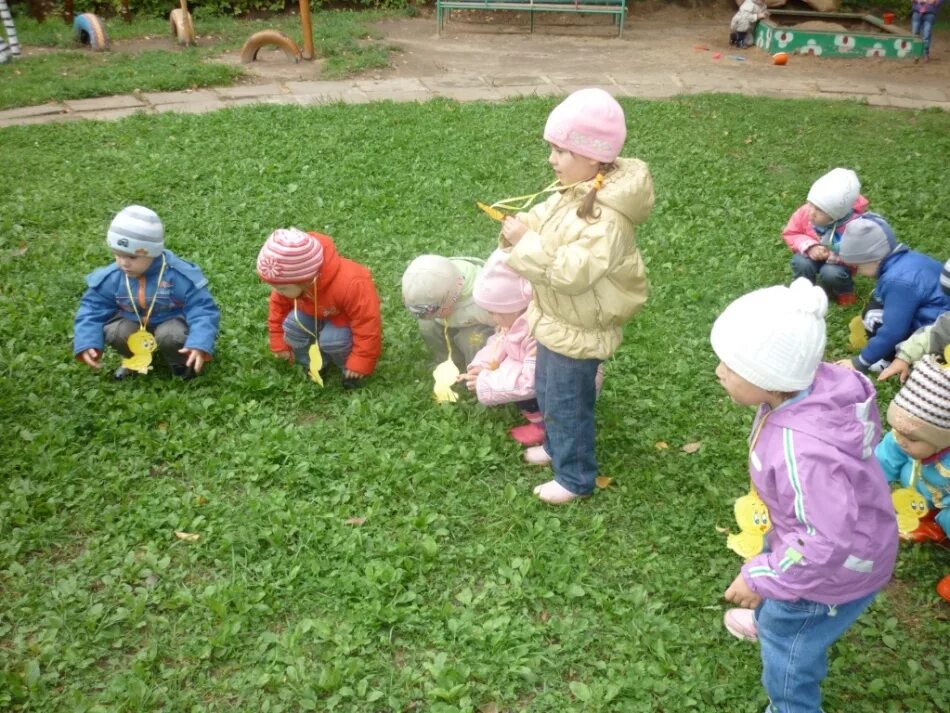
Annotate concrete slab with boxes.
[355,78,429,94]
[876,94,950,110]
[884,83,948,102]
[63,95,145,112]
[141,89,221,106]
[426,87,506,102]
[293,89,371,105]
[420,75,487,90]
[614,83,685,100]
[154,100,229,115]
[0,103,66,120]
[223,96,296,108]
[816,80,882,96]
[215,83,286,100]
[80,107,150,122]
[486,75,548,88]
[0,113,80,128]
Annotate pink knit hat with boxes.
[256,228,324,285]
[474,249,532,314]
[543,88,626,163]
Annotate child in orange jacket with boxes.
[256,228,382,389]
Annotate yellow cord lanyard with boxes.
[477,175,596,221]
[292,279,324,387]
[123,254,167,331]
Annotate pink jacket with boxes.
[781,195,869,264]
[468,313,536,406]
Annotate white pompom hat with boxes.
[711,278,828,392]
[807,168,861,222]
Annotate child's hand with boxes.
[834,358,856,370]
[724,573,762,609]
[501,216,528,246]
[80,348,102,369]
[274,350,294,363]
[179,348,210,373]
[457,372,479,392]
[806,245,830,261]
[878,358,910,383]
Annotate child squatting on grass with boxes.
[73,205,220,380]
[401,255,495,373]
[500,88,654,504]
[458,248,545,447]
[832,214,950,375]
[781,167,868,306]
[256,228,382,390]
[711,278,898,713]
[876,355,950,602]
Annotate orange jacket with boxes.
[266,232,382,375]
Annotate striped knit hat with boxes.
[256,228,324,285]
[107,205,165,257]
[941,258,950,295]
[887,355,950,450]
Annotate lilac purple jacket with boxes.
[468,313,536,406]
[741,363,898,605]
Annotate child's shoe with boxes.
[904,519,948,544]
[937,575,950,603]
[835,292,858,307]
[113,366,138,380]
[524,446,552,466]
[723,608,758,642]
[533,480,585,505]
[510,422,545,447]
[342,374,361,390]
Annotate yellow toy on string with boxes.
[433,322,459,403]
[726,490,772,560]
[892,462,928,537]
[293,295,324,387]
[848,315,868,350]
[121,254,167,374]
[476,178,575,224]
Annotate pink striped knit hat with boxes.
[256,228,324,285]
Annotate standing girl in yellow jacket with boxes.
[501,88,655,504]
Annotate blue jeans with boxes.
[789,255,854,297]
[912,10,937,56]
[535,343,601,495]
[282,312,352,370]
[756,591,877,713]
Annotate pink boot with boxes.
[510,421,545,446]
[723,608,758,642]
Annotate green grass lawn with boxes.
[0,11,399,110]
[1,94,948,712]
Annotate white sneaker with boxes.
[524,445,552,466]
[533,480,584,504]
[723,608,758,642]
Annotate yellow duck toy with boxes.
[433,359,460,403]
[727,491,772,561]
[892,487,928,537]
[848,315,868,350]
[121,329,157,374]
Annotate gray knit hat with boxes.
[941,258,950,296]
[107,205,165,257]
[888,355,950,450]
[837,213,897,265]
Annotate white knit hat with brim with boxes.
[402,255,463,318]
[711,277,828,392]
[107,205,165,257]
[837,213,897,265]
[807,168,861,222]
[888,355,950,450]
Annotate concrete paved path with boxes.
[2,68,948,128]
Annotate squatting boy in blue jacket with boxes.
[73,205,220,380]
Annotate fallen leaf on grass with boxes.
[479,703,500,713]
[682,441,702,454]
[345,517,366,526]
[174,531,200,542]
[195,495,209,506]
[595,476,613,489]
[655,441,669,450]
[11,243,27,257]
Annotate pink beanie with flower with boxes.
[543,88,627,164]
[474,249,532,313]
[256,228,324,285]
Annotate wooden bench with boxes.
[436,0,627,38]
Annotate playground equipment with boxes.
[0,0,21,64]
[74,12,109,51]
[240,0,314,63]
[169,0,196,47]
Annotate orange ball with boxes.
[773,52,789,66]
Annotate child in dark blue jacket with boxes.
[73,205,220,380]
[834,214,950,374]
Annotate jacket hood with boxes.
[768,363,878,458]
[310,232,341,286]
[565,158,654,226]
